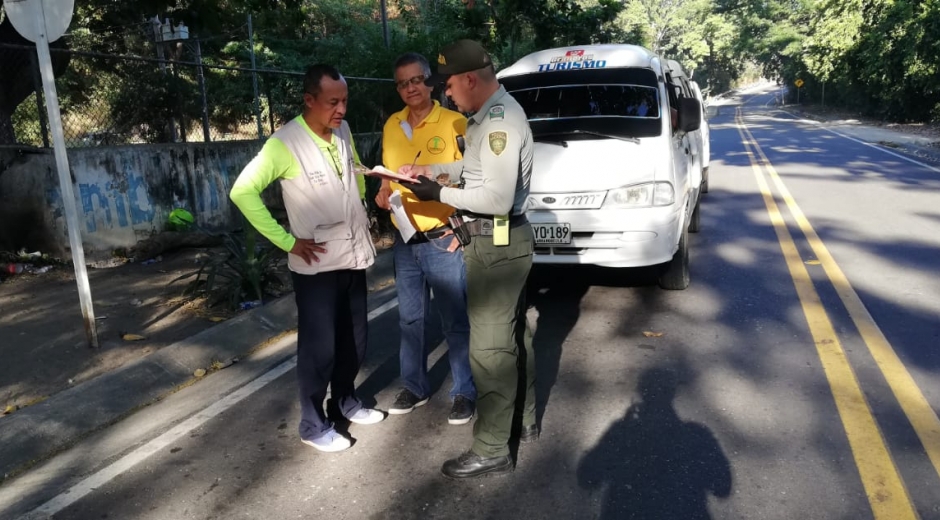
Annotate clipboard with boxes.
[354,164,418,183]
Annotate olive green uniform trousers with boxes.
[464,223,537,458]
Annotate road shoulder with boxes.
[0,249,395,483]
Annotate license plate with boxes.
[533,223,571,245]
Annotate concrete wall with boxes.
[0,132,382,260]
[0,142,261,259]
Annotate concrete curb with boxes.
[0,248,396,482]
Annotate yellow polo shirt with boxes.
[382,101,467,232]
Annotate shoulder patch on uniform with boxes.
[488,104,505,121]
[488,131,508,156]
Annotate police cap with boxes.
[425,40,493,86]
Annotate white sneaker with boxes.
[302,431,351,453]
[347,408,385,425]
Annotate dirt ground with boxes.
[1,249,250,414]
[0,235,396,415]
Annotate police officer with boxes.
[402,40,537,479]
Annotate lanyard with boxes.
[324,143,344,178]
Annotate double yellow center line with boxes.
[735,106,940,519]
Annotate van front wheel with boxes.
[658,227,690,290]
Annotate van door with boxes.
[676,76,703,196]
[664,73,694,225]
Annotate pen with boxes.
[409,151,421,173]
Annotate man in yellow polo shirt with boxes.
[375,52,475,425]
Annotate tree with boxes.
[0,14,70,145]
[842,0,940,121]
[456,0,626,65]
[614,0,742,92]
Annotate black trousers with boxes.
[291,269,367,440]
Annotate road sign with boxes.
[795,79,804,88]
[3,0,98,348]
[3,0,74,42]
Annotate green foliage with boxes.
[730,0,940,123]
[10,0,938,145]
[108,64,204,142]
[613,0,745,92]
[169,224,284,309]
[10,93,45,146]
[838,0,940,121]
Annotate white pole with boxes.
[35,1,99,348]
[248,14,263,140]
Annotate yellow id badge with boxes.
[493,214,510,246]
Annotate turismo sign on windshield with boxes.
[539,50,608,72]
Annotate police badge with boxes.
[488,131,507,156]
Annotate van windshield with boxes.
[513,85,660,120]
[501,68,662,139]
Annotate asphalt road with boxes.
[4,85,940,520]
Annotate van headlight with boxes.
[603,182,675,208]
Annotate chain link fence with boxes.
[1,41,399,156]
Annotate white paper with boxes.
[389,190,417,243]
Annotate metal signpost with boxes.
[4,0,99,348]
[795,78,804,104]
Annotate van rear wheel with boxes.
[658,227,690,290]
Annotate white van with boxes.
[690,80,711,193]
[665,59,711,200]
[497,44,703,289]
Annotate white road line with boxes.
[773,109,940,174]
[368,297,400,321]
[19,298,400,520]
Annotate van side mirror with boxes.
[678,97,702,132]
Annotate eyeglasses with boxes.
[395,75,427,90]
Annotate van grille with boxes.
[535,247,586,256]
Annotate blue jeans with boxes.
[393,234,475,402]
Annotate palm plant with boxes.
[169,222,284,309]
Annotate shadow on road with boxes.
[525,266,592,426]
[577,363,732,520]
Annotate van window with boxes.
[513,85,660,120]
[502,67,662,139]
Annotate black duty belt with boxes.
[465,214,528,237]
[407,225,452,244]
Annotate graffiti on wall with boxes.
[71,153,232,234]
[77,175,156,233]
[2,141,266,256]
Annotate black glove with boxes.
[408,175,443,202]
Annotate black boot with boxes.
[519,424,539,444]
[441,451,513,479]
